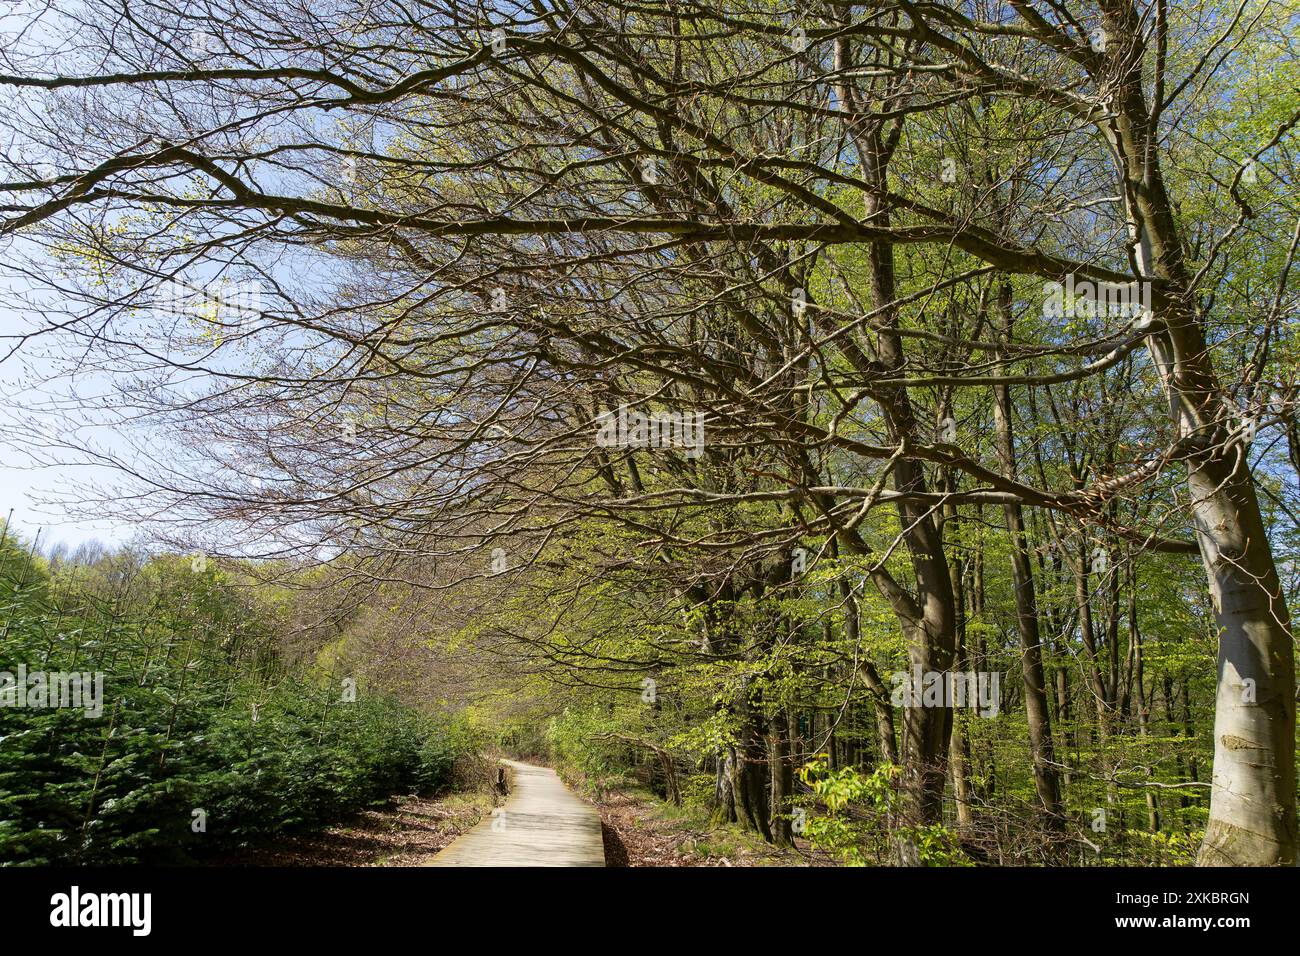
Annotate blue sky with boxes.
[0,4,129,549]
[0,272,135,551]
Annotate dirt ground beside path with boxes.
[590,786,832,867]
[204,790,494,866]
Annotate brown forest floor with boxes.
[589,785,834,867]
[204,790,494,866]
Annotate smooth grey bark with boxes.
[1102,19,1296,862]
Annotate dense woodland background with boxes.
[1,0,1299,866]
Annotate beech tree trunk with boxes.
[991,281,1064,827]
[768,709,794,847]
[1103,23,1297,862]
[834,78,958,851]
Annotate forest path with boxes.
[425,759,605,867]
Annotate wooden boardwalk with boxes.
[426,759,605,867]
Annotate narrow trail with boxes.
[426,759,605,867]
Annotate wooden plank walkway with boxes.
[426,759,605,867]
